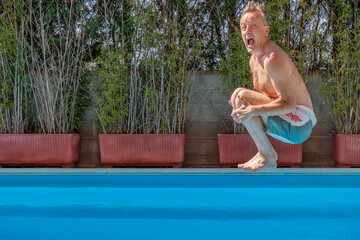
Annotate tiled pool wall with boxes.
[78,73,335,168]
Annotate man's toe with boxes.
[238,163,246,168]
[244,165,252,169]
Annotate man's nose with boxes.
[246,27,252,35]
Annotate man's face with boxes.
[240,11,269,54]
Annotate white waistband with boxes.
[278,105,317,127]
[297,105,317,127]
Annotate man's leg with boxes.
[241,116,278,170]
[235,101,276,170]
[231,88,273,108]
[229,88,277,170]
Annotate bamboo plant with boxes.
[0,0,88,134]
[0,0,29,133]
[90,0,203,134]
[322,3,360,134]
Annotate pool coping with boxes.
[0,168,359,175]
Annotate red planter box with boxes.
[333,134,360,167]
[0,134,80,168]
[99,134,186,168]
[218,134,303,168]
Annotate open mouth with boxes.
[247,38,255,47]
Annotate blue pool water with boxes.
[0,169,359,240]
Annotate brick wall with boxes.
[78,72,336,168]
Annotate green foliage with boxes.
[0,0,88,133]
[219,30,252,94]
[91,0,203,134]
[93,49,130,134]
[0,0,29,133]
[321,3,360,134]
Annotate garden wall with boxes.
[77,72,336,168]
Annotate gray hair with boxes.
[241,1,270,26]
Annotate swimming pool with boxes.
[0,168,359,240]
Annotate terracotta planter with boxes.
[99,134,186,168]
[333,134,360,167]
[218,134,303,168]
[0,134,80,168]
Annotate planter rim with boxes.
[333,133,360,136]
[98,134,186,136]
[0,133,80,136]
[218,134,248,136]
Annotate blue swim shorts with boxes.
[266,105,317,144]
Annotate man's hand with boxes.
[231,98,255,123]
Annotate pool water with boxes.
[1,184,360,240]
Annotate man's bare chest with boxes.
[251,64,276,95]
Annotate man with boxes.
[230,1,317,171]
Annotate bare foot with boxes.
[238,152,259,168]
[248,152,278,171]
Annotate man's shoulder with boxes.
[264,45,291,70]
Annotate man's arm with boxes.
[253,52,297,115]
[232,52,297,121]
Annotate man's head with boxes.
[240,1,270,54]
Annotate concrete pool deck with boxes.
[0,168,359,175]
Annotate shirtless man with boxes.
[230,1,317,171]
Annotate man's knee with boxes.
[232,87,245,96]
[236,88,251,101]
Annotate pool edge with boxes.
[0,168,359,175]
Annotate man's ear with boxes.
[265,26,270,37]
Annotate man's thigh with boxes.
[260,115,268,129]
[236,88,273,106]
